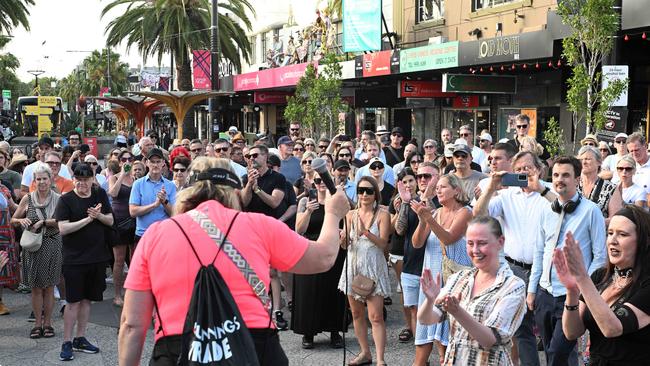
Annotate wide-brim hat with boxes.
[8,153,28,168]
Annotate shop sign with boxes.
[622,0,650,30]
[602,65,628,107]
[443,74,516,94]
[339,60,356,80]
[452,95,479,108]
[233,62,313,91]
[83,137,99,158]
[597,107,628,142]
[342,0,382,52]
[458,31,553,66]
[361,50,392,77]
[253,91,292,104]
[192,50,212,90]
[398,80,456,98]
[400,42,459,73]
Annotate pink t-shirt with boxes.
[124,200,309,341]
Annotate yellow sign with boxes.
[38,96,57,107]
[37,115,52,138]
[39,107,53,115]
[25,105,40,116]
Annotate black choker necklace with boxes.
[614,267,633,279]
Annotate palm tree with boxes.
[0,0,34,35]
[80,49,129,97]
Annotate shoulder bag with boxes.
[438,209,472,282]
[20,195,44,252]
[350,211,377,298]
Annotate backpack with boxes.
[153,210,270,366]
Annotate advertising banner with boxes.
[443,74,517,94]
[343,0,382,52]
[192,50,212,90]
[233,62,312,91]
[253,91,292,104]
[83,137,99,158]
[361,50,392,77]
[400,42,459,73]
[398,81,456,98]
[458,31,553,66]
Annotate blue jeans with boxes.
[534,288,578,366]
[508,262,540,366]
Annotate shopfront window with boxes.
[417,0,444,23]
[473,0,518,12]
[442,109,491,144]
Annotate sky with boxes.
[4,0,169,82]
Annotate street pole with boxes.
[27,70,45,94]
[106,47,112,93]
[209,0,219,141]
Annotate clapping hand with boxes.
[553,248,579,292]
[410,200,434,222]
[420,269,441,302]
[421,177,437,201]
[442,293,463,316]
[156,187,167,205]
[87,203,102,219]
[561,231,589,281]
[397,181,411,203]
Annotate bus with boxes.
[16,96,64,137]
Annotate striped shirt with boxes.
[438,263,526,366]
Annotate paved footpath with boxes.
[0,269,434,366]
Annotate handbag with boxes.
[116,216,136,232]
[350,211,376,298]
[19,196,45,252]
[438,210,471,282]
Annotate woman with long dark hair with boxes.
[555,205,650,365]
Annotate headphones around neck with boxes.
[551,194,582,214]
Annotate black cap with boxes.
[391,127,403,135]
[38,136,54,148]
[79,144,90,153]
[73,163,95,178]
[267,154,281,167]
[147,147,165,160]
[334,159,351,170]
[277,136,294,146]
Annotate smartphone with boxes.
[501,173,528,187]
[308,188,318,200]
[124,164,131,172]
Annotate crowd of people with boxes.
[1,114,649,366]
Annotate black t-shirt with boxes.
[581,268,650,365]
[402,196,441,276]
[380,183,395,207]
[281,180,298,229]
[383,146,404,167]
[55,188,113,265]
[242,169,287,218]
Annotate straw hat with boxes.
[8,153,28,169]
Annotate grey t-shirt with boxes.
[456,170,487,202]
[279,156,302,185]
[0,168,21,191]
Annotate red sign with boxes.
[192,50,212,90]
[452,95,480,108]
[362,50,391,77]
[234,62,314,91]
[83,137,98,158]
[398,81,456,98]
[254,91,293,104]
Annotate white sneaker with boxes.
[123,264,129,274]
[396,283,402,293]
[54,286,61,300]
[106,275,113,284]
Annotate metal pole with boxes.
[107,47,112,92]
[209,0,219,140]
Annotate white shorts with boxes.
[389,254,404,264]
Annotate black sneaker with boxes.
[330,332,344,349]
[274,310,288,331]
[72,336,100,354]
[302,335,314,349]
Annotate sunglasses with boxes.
[121,157,134,162]
[313,178,323,184]
[290,128,300,132]
[318,145,328,149]
[516,124,529,129]
[453,153,469,158]
[88,162,98,166]
[357,186,375,195]
[617,166,635,172]
[45,161,61,166]
[190,148,203,153]
[584,142,596,147]
[369,163,384,170]
[306,143,315,147]
[173,168,187,173]
[615,139,627,144]
[215,147,229,153]
[460,133,471,137]
[245,153,260,159]
[338,153,351,158]
[424,145,435,149]
[294,147,305,152]
[600,148,609,152]
[416,173,433,180]
[302,160,312,165]
[410,160,421,164]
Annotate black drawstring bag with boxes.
[152,212,259,366]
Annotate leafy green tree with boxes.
[559,0,628,139]
[0,0,33,36]
[285,54,346,138]
[79,49,129,96]
[542,117,565,158]
[102,0,254,138]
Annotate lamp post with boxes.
[208,0,220,140]
[26,70,45,93]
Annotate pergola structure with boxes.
[94,96,163,137]
[110,107,130,132]
[131,91,233,139]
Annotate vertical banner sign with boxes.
[192,50,212,90]
[343,0,382,52]
[2,90,10,111]
[37,96,57,138]
[602,65,629,107]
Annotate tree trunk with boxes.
[176,52,196,139]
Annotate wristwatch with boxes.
[254,187,262,194]
[541,187,550,197]
[162,199,169,205]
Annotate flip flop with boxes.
[348,355,372,366]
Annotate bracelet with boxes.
[564,303,579,311]
[541,187,550,197]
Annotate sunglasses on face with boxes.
[302,160,312,165]
[369,163,384,170]
[245,153,260,159]
[190,148,203,153]
[516,124,529,129]
[617,166,634,172]
[357,186,375,195]
[584,142,596,147]
[173,168,187,173]
[600,148,609,152]
[313,178,323,184]
[460,133,471,137]
[318,145,328,149]
[453,153,468,159]
[416,173,432,180]
[410,160,421,164]
[294,147,305,152]
[338,153,351,158]
[424,145,435,149]
[615,139,627,144]
[121,157,133,162]
[290,128,300,132]
[215,147,229,153]
[88,162,98,166]
[45,161,61,166]
[306,143,315,147]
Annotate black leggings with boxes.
[150,329,287,366]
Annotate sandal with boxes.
[113,298,124,307]
[29,326,42,339]
[398,328,413,343]
[42,325,55,338]
[348,354,372,366]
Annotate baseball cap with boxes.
[479,133,493,143]
[228,126,238,133]
[147,147,165,160]
[73,163,95,178]
[391,127,404,136]
[38,136,54,148]
[454,138,468,146]
[615,133,628,140]
[368,157,384,168]
[376,126,389,135]
[453,144,472,156]
[277,136,294,146]
[444,144,455,157]
[334,159,351,171]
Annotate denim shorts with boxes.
[400,272,421,307]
